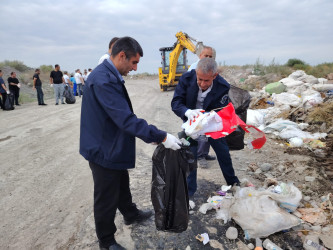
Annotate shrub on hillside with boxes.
[286,58,306,67]
[307,62,333,78]
[40,64,53,73]
[0,60,30,72]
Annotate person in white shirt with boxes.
[188,46,217,168]
[87,68,92,78]
[63,71,72,87]
[74,69,84,97]
[83,69,88,82]
[98,37,119,65]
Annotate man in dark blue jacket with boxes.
[171,58,240,197]
[80,36,180,250]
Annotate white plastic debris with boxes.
[289,137,304,147]
[199,203,214,214]
[196,233,209,245]
[221,185,232,192]
[182,111,222,139]
[246,109,265,127]
[230,183,302,239]
[302,90,323,109]
[272,92,301,107]
[189,200,196,210]
[312,83,333,92]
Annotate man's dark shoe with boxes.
[124,210,153,225]
[41,103,47,105]
[55,103,59,105]
[16,104,21,106]
[100,242,126,250]
[109,242,126,250]
[205,155,216,161]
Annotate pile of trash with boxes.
[195,182,333,249]
[246,70,333,148]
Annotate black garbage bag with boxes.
[226,85,251,150]
[63,84,76,104]
[151,144,196,232]
[4,93,15,111]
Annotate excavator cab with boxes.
[158,31,201,92]
[159,47,188,91]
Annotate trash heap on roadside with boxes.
[194,70,333,249]
[196,182,333,249]
[246,70,333,148]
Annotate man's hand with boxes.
[185,109,204,121]
[6,90,10,94]
[162,133,181,150]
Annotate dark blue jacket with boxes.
[80,60,166,170]
[171,70,230,121]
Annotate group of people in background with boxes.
[0,70,21,110]
[1,36,120,110]
[0,65,93,110]
[50,65,92,105]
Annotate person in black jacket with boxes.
[80,36,181,250]
[33,69,47,105]
[7,72,20,106]
[171,58,240,197]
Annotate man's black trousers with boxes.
[89,162,139,247]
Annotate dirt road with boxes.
[0,78,318,249]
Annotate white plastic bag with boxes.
[230,185,302,239]
[263,119,298,133]
[182,111,222,139]
[289,137,303,147]
[272,93,301,107]
[246,109,265,127]
[301,90,323,109]
[279,126,327,140]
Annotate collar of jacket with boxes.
[186,70,220,110]
[102,59,124,84]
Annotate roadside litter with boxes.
[246,70,332,148]
[199,182,303,239]
[195,233,209,245]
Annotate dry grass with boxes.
[307,102,333,127]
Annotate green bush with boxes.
[286,58,306,67]
[40,64,53,73]
[307,62,333,78]
[0,60,30,72]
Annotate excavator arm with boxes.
[167,32,198,85]
[159,31,202,91]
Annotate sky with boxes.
[1,0,333,74]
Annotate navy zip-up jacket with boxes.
[171,69,230,121]
[80,60,166,170]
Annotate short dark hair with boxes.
[109,37,119,49]
[111,36,143,59]
[88,68,92,71]
[10,72,15,76]
[55,64,59,68]
[35,69,40,72]
[0,70,2,73]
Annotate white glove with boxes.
[50,84,53,88]
[6,91,10,94]
[162,133,181,150]
[185,109,204,121]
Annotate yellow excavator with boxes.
[158,31,203,91]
